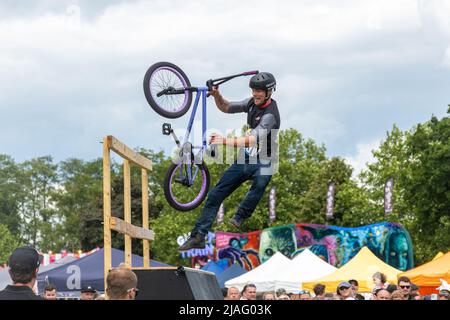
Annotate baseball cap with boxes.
[338,281,351,289]
[439,289,450,297]
[8,246,42,271]
[81,285,97,293]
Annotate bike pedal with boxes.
[162,123,172,135]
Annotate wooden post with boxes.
[142,169,150,268]
[102,137,112,292]
[103,135,154,287]
[124,159,132,268]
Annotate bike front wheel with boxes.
[143,61,193,119]
[163,162,210,211]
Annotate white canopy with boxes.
[225,251,291,292]
[273,249,337,293]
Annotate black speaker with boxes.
[133,267,224,300]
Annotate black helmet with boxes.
[249,72,276,91]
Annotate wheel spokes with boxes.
[150,69,187,113]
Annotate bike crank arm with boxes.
[162,123,181,147]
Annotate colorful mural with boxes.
[215,230,260,271]
[213,222,414,271]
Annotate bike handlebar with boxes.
[206,70,259,91]
[241,70,259,76]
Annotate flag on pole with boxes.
[269,187,276,223]
[384,177,394,216]
[216,202,225,225]
[326,182,335,220]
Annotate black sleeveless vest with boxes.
[246,99,280,158]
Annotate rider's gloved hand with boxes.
[207,85,220,98]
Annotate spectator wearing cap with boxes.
[106,267,139,300]
[348,279,365,300]
[438,290,449,300]
[43,284,57,300]
[438,289,449,300]
[313,284,326,300]
[298,290,312,300]
[0,246,43,300]
[80,285,97,300]
[275,288,287,299]
[336,281,355,300]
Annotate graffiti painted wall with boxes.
[213,222,414,271]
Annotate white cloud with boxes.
[344,139,380,177]
[0,0,449,163]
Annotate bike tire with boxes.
[143,61,193,119]
[163,162,210,211]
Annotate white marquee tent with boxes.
[225,251,290,292]
[273,248,337,293]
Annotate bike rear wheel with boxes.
[163,162,210,211]
[143,61,192,119]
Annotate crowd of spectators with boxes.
[1,246,449,301]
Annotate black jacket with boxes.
[0,285,43,300]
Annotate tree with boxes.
[0,224,20,265]
[403,110,450,263]
[359,125,413,222]
[19,156,59,250]
[54,158,104,252]
[0,155,25,234]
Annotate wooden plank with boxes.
[102,136,112,292]
[106,135,152,171]
[123,159,132,268]
[142,169,150,268]
[110,217,155,241]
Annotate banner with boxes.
[214,222,414,271]
[269,187,276,223]
[384,177,394,216]
[326,182,335,220]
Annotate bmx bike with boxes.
[143,61,258,211]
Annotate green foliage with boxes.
[1,106,449,267]
[402,113,450,263]
[0,155,25,234]
[0,224,20,265]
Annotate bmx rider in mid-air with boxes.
[179,72,281,251]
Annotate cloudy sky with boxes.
[1,0,450,174]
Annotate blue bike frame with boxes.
[184,87,209,153]
[164,70,258,187]
[176,87,209,186]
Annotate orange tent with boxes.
[302,247,402,293]
[398,251,450,295]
